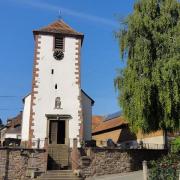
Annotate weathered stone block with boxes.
[0,147,47,179]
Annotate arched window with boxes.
[55,97,61,109]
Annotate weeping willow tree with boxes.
[115,0,180,142]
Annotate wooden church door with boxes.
[49,121,58,144]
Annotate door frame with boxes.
[45,114,72,146]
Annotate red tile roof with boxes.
[33,20,83,38]
[92,116,127,134]
[92,116,103,131]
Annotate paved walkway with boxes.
[86,171,143,180]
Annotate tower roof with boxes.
[33,20,84,39]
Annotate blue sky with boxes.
[0,0,134,122]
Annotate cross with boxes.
[58,10,62,20]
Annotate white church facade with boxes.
[21,20,94,152]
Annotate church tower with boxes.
[28,20,85,148]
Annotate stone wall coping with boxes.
[0,147,46,152]
[87,147,167,152]
[86,147,167,152]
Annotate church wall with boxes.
[30,34,82,148]
[82,92,92,141]
[21,94,31,142]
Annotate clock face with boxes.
[53,50,64,60]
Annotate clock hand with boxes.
[57,51,60,56]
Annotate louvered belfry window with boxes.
[55,36,64,50]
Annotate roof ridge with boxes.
[57,19,76,31]
[33,19,83,38]
[40,19,75,31]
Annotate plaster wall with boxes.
[32,35,81,147]
[137,136,165,149]
[21,94,31,141]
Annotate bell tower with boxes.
[28,20,84,148]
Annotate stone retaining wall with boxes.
[81,148,167,177]
[0,147,47,180]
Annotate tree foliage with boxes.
[171,136,180,153]
[115,0,180,133]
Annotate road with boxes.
[86,171,143,180]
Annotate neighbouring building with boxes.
[20,20,94,169]
[0,112,22,146]
[92,112,169,149]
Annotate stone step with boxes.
[41,174,76,177]
[45,172,74,175]
[38,178,83,180]
[46,170,72,172]
[43,174,75,177]
[40,176,82,179]
[46,170,73,174]
[37,170,83,180]
[38,175,83,180]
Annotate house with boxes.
[20,20,94,169]
[92,112,137,147]
[92,112,167,149]
[0,112,22,146]
[92,115,103,131]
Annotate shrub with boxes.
[149,153,180,180]
[171,136,180,153]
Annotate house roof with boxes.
[92,115,127,134]
[33,20,84,40]
[22,93,31,103]
[92,116,103,131]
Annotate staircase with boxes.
[37,170,84,180]
[48,144,69,169]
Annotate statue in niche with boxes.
[55,97,61,109]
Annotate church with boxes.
[21,20,94,167]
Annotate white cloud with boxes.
[10,0,118,27]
